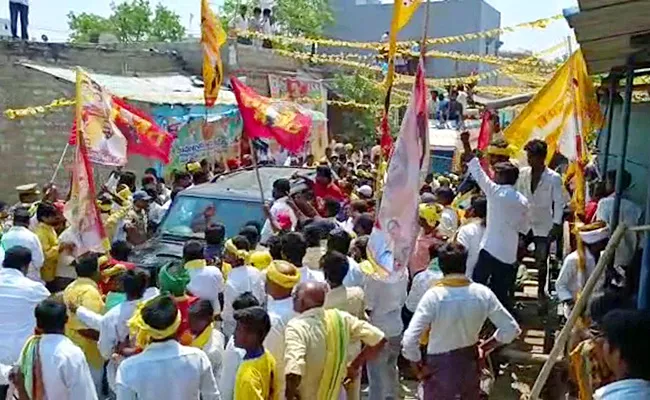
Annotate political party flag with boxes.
[503,50,603,164]
[63,69,109,255]
[69,69,174,165]
[231,76,312,153]
[202,0,227,107]
[384,0,423,90]
[367,59,429,279]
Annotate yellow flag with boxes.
[201,0,227,107]
[503,50,603,164]
[392,0,423,32]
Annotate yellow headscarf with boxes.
[487,144,517,158]
[249,251,273,270]
[184,259,207,270]
[418,203,443,228]
[127,296,181,349]
[224,239,250,263]
[266,260,301,289]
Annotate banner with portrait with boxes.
[268,75,329,161]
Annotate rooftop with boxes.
[565,0,650,74]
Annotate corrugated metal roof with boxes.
[565,0,650,74]
[20,63,238,106]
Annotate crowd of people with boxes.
[0,133,649,400]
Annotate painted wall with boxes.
[597,101,650,208]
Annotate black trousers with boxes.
[473,249,517,311]
[521,232,551,300]
[9,2,28,40]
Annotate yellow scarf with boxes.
[266,261,301,289]
[487,145,516,157]
[190,323,214,349]
[225,239,250,263]
[318,309,350,400]
[184,259,207,270]
[420,275,472,345]
[128,298,181,349]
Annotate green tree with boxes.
[220,0,333,37]
[331,72,402,146]
[67,0,186,43]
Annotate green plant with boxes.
[67,0,186,43]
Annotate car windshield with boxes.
[160,196,265,239]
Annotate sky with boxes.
[4,0,578,53]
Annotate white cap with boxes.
[579,226,610,244]
[357,185,373,198]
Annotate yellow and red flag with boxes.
[231,77,312,153]
[69,69,174,165]
[64,69,110,255]
[201,0,227,107]
[503,50,603,165]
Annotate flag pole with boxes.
[50,142,70,184]
[248,138,266,205]
[420,0,431,58]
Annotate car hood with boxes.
[130,236,185,269]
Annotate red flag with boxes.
[69,74,174,165]
[379,113,394,159]
[230,77,312,153]
[478,109,494,173]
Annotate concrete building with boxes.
[326,0,502,79]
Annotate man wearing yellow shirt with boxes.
[63,253,105,396]
[285,282,386,400]
[33,202,60,289]
[233,306,279,400]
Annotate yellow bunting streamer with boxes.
[234,14,562,51]
[4,98,76,120]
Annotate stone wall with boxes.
[0,39,329,203]
[0,41,184,203]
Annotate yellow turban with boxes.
[344,143,353,151]
[117,186,132,201]
[97,200,112,212]
[187,162,202,174]
[224,239,250,263]
[249,251,273,270]
[487,144,517,158]
[266,260,301,289]
[418,203,443,227]
[127,296,181,349]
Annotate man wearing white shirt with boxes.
[183,241,225,315]
[594,310,650,400]
[85,268,150,394]
[10,299,98,400]
[260,179,297,244]
[0,247,50,398]
[467,155,528,311]
[556,224,609,318]
[222,236,266,338]
[402,243,520,400]
[219,293,259,400]
[283,232,326,283]
[595,169,643,270]
[115,295,220,400]
[455,196,487,279]
[435,187,459,238]
[364,266,408,400]
[327,228,365,288]
[516,140,565,305]
[263,260,299,399]
[1,208,44,282]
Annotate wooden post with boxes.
[529,224,628,399]
[50,143,70,184]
